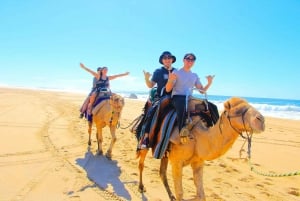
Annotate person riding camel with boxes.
[137,51,177,149]
[79,63,129,115]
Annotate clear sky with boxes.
[0,0,299,100]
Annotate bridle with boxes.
[221,106,253,158]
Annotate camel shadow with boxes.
[76,148,132,200]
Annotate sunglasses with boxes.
[185,57,195,62]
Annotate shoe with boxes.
[179,127,189,144]
[79,113,84,118]
[179,127,189,137]
[139,137,149,149]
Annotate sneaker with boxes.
[79,113,84,118]
[139,137,149,149]
[179,127,189,137]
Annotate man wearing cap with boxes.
[166,53,214,140]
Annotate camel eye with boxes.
[234,107,244,115]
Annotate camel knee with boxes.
[138,162,144,171]
[176,193,183,201]
[111,136,117,143]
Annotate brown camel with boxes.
[88,94,125,159]
[137,97,265,201]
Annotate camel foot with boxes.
[138,184,146,193]
[105,152,112,160]
[97,150,103,155]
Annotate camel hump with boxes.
[188,97,219,127]
[92,99,110,115]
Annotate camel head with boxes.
[223,97,265,134]
[110,94,125,112]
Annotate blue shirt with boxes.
[151,67,176,97]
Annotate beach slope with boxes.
[0,88,299,201]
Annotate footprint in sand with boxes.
[288,187,299,197]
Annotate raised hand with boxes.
[143,70,151,80]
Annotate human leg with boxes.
[172,95,186,131]
[79,96,90,118]
[87,93,96,115]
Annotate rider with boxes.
[79,67,102,118]
[80,63,129,115]
[165,53,214,138]
[138,51,177,149]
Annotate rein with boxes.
[118,115,143,129]
[220,106,253,158]
[224,107,300,177]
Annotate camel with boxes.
[88,94,125,159]
[136,97,265,201]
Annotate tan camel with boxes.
[88,94,125,159]
[137,97,265,201]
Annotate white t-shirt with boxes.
[171,68,202,96]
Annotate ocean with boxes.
[116,91,300,120]
[4,86,300,120]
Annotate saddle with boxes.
[147,96,219,159]
[86,88,112,122]
[188,97,219,127]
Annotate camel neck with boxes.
[200,113,240,160]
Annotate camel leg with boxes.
[171,160,184,201]
[160,156,176,201]
[191,161,205,201]
[105,126,117,159]
[137,149,148,193]
[88,121,92,146]
[96,126,103,155]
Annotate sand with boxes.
[0,87,299,201]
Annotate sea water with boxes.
[9,85,299,120]
[117,91,300,120]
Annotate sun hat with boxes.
[159,51,176,64]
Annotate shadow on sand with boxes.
[76,148,132,200]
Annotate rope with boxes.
[242,136,300,177]
[248,159,300,177]
[118,115,142,129]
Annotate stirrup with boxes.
[179,127,189,137]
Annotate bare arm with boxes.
[143,70,155,88]
[165,71,177,92]
[80,63,99,78]
[108,72,130,80]
[196,75,214,93]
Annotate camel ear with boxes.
[224,97,245,111]
[224,100,231,111]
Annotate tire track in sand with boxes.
[10,92,127,201]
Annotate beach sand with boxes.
[0,87,299,201]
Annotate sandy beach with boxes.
[0,87,299,201]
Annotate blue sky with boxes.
[0,0,299,100]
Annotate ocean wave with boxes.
[120,92,300,120]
